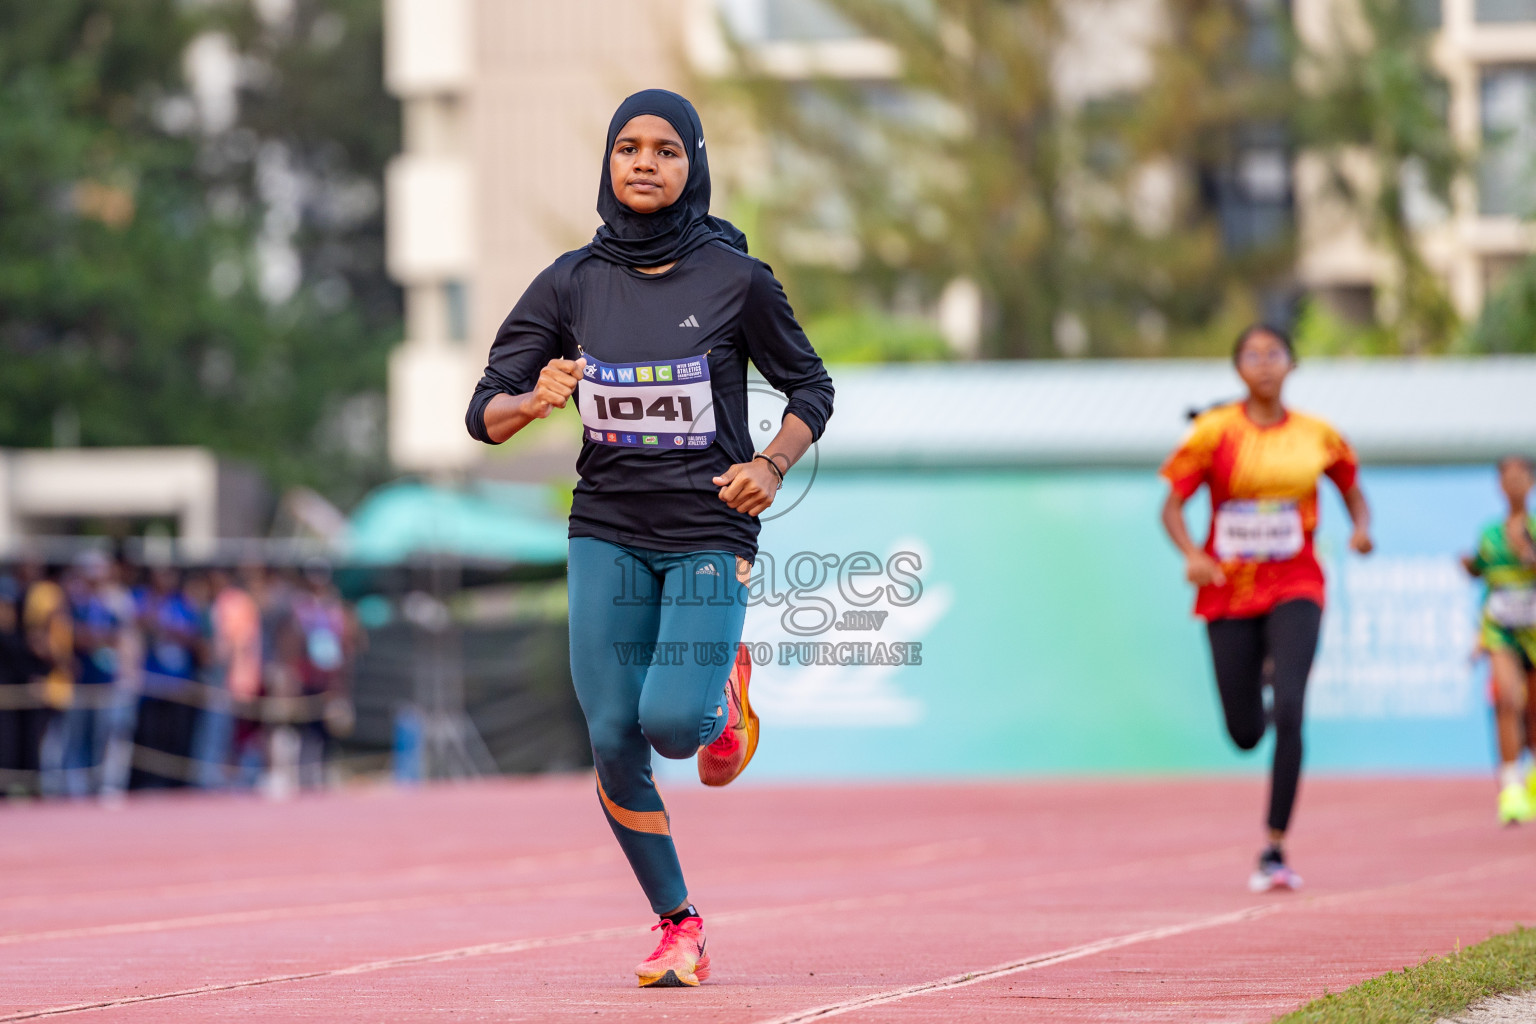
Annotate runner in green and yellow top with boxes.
[1462,454,1536,826]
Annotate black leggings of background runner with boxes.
[1206,599,1323,834]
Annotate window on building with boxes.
[444,279,469,343]
[1479,65,1536,217]
[1476,0,1536,22]
[1206,121,1294,254]
[1414,0,1444,28]
[1314,284,1376,325]
[719,0,860,43]
[1202,3,1295,254]
[1240,0,1292,72]
[766,0,859,40]
[1401,157,1451,227]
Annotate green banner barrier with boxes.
[652,466,1498,782]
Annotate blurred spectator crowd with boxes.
[0,554,361,800]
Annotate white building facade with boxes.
[381,0,698,473]
[1296,0,1536,319]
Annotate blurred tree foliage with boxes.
[713,0,1460,358]
[0,0,399,507]
[802,308,949,362]
[1291,296,1394,357]
[1467,257,1536,354]
[1291,0,1463,354]
[1118,0,1300,356]
[714,0,1072,358]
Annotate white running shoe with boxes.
[1248,846,1303,893]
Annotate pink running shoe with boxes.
[698,645,758,787]
[1248,846,1303,893]
[635,916,710,988]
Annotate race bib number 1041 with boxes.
[577,353,716,450]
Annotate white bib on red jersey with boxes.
[1213,500,1304,562]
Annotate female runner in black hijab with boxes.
[467,89,834,987]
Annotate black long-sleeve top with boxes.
[466,240,834,561]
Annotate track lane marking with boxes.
[0,879,620,947]
[23,838,1485,1021]
[0,845,1251,1021]
[748,853,1536,1024]
[0,921,654,1023]
[0,847,617,913]
[0,839,984,948]
[0,891,940,1023]
[751,904,1285,1024]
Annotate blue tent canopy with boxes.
[343,480,568,565]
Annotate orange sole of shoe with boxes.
[637,953,710,988]
[702,650,758,787]
[739,671,759,775]
[735,648,759,777]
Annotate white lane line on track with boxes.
[0,880,618,947]
[0,921,653,1023]
[751,904,1285,1024]
[0,846,618,912]
[1295,855,1536,912]
[748,852,1536,1024]
[0,889,941,1023]
[0,849,1229,1022]
[9,839,1452,1021]
[0,839,983,948]
[0,839,970,924]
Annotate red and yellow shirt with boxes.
[1160,402,1359,621]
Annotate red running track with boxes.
[0,776,1531,1023]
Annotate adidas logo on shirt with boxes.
[679,314,700,328]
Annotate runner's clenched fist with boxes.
[528,357,587,418]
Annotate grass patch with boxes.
[1275,926,1536,1023]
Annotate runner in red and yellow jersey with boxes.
[1160,325,1373,893]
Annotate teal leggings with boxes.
[567,537,747,914]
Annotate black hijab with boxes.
[588,89,747,268]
